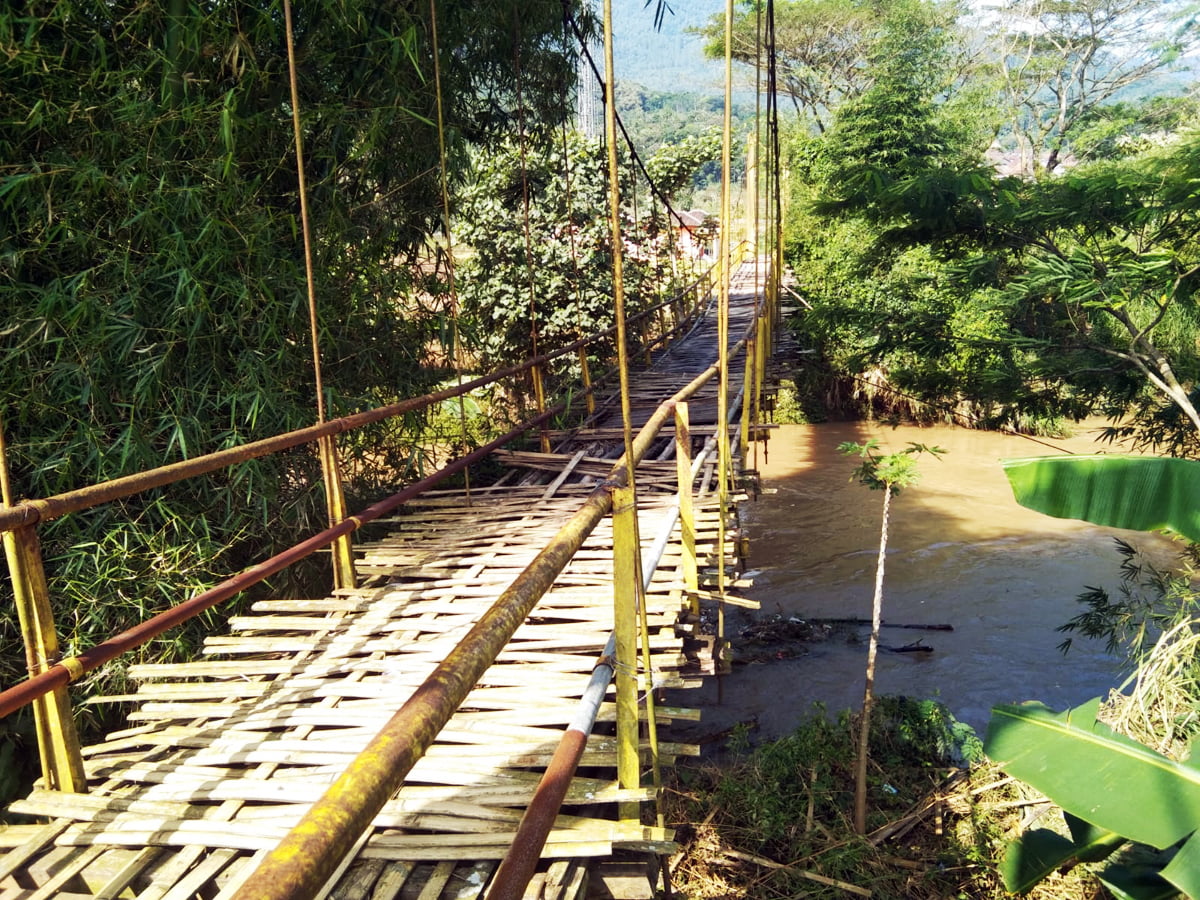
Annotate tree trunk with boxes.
[853,485,892,834]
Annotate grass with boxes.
[663,699,1107,899]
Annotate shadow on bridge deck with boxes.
[0,262,775,900]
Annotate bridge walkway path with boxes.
[0,262,769,900]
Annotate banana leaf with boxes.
[999,823,1124,894]
[1001,455,1200,543]
[1161,829,1200,898]
[1098,865,1183,900]
[984,699,1200,849]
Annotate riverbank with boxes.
[660,417,1190,897]
[663,700,1103,899]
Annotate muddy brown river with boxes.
[689,420,1181,741]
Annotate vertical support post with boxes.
[0,418,86,793]
[674,403,699,613]
[755,313,767,425]
[611,484,641,822]
[317,434,356,592]
[740,334,754,459]
[579,349,596,417]
[3,527,87,792]
[531,364,552,454]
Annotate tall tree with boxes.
[699,0,879,132]
[0,1,584,696]
[990,0,1198,175]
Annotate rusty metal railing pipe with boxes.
[0,354,589,535]
[230,362,723,900]
[485,434,718,900]
[0,404,563,721]
[0,264,714,537]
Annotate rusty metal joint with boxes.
[59,656,86,683]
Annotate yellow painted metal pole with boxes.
[532,365,552,454]
[283,0,355,592]
[740,335,754,459]
[603,0,636,491]
[755,312,767,430]
[319,435,356,591]
[0,418,86,793]
[611,484,641,823]
[636,554,666,830]
[601,0,651,831]
[675,403,698,610]
[714,0,735,653]
[579,349,596,417]
[430,0,472,505]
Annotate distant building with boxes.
[676,209,715,258]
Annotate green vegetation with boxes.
[986,699,1200,898]
[667,700,1022,899]
[455,132,679,390]
[0,1,584,707]
[987,452,1200,895]
[615,82,755,205]
[738,0,1200,453]
[6,1,1200,892]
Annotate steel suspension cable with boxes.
[599,0,668,834]
[282,0,327,427]
[715,0,735,645]
[512,16,551,453]
[562,8,688,230]
[429,0,472,502]
[751,0,764,472]
[767,0,783,342]
[557,9,600,417]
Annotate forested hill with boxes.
[612,0,726,94]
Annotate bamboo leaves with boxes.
[0,0,585,712]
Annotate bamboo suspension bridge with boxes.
[0,259,784,899]
[0,1,788,897]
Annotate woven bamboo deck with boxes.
[0,264,768,899]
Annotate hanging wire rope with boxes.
[714,0,735,643]
[563,10,689,230]
[429,0,472,502]
[599,0,667,831]
[512,15,552,454]
[767,0,784,343]
[557,61,598,416]
[751,0,765,472]
[282,0,328,426]
[282,0,354,589]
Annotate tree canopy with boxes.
[0,0,587,696]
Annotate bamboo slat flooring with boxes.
[1,261,768,899]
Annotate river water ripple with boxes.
[700,421,1181,739]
